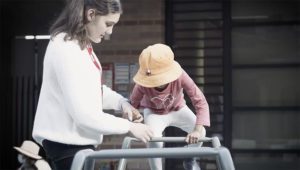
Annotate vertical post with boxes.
[33,39,39,109]
[222,0,232,149]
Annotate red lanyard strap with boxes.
[87,45,103,98]
[87,45,101,70]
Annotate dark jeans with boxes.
[42,139,95,170]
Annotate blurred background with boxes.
[0,0,299,169]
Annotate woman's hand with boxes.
[131,108,144,123]
[129,123,154,143]
[121,101,143,123]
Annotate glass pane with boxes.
[175,30,222,39]
[234,153,300,170]
[232,111,300,149]
[174,12,222,21]
[231,0,300,22]
[232,25,300,65]
[174,2,222,12]
[232,68,300,107]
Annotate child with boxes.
[130,43,210,170]
[13,140,51,170]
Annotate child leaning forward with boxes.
[130,43,210,170]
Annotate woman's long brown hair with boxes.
[50,0,122,49]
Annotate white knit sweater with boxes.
[32,33,130,145]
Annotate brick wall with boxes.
[94,0,165,63]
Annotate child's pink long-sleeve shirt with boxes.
[130,70,210,126]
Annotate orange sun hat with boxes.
[133,43,182,88]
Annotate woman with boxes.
[32,0,153,169]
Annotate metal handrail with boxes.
[71,136,235,170]
[118,136,224,170]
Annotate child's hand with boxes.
[132,108,144,123]
[121,101,143,122]
[185,125,205,144]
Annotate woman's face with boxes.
[86,10,120,43]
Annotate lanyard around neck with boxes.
[87,44,101,70]
[87,44,103,98]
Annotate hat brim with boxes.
[14,147,42,160]
[133,61,182,88]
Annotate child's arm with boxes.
[129,85,145,122]
[181,71,210,127]
[130,84,144,108]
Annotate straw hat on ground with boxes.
[13,140,42,160]
[133,43,182,88]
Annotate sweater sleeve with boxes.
[130,85,144,109]
[181,71,210,126]
[52,42,131,135]
[102,84,125,110]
